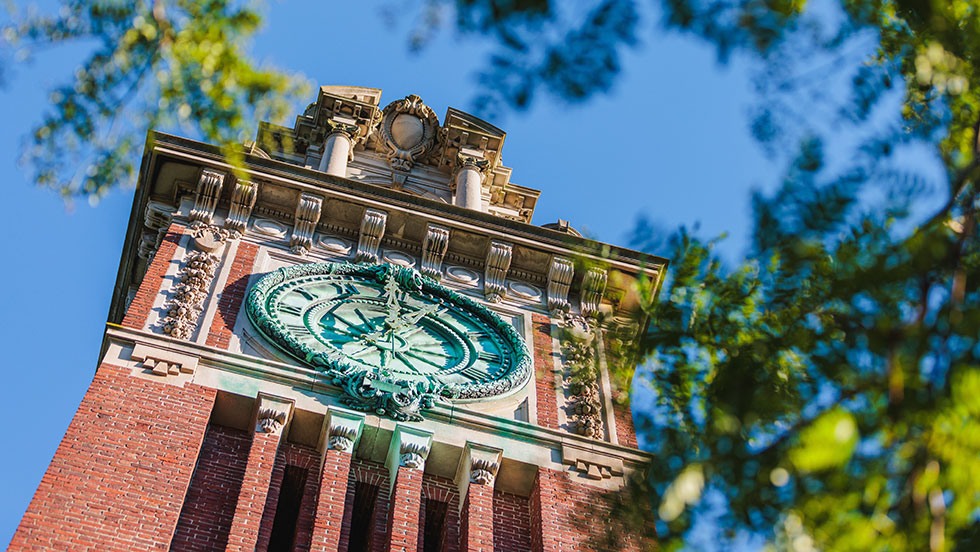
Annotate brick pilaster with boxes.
[207,240,259,349]
[122,223,184,329]
[225,395,293,552]
[460,483,495,551]
[387,468,425,551]
[310,409,364,551]
[532,313,560,430]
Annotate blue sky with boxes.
[0,2,778,546]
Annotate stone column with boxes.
[226,395,294,552]
[385,426,433,552]
[309,409,365,551]
[456,443,503,552]
[453,152,490,211]
[318,119,359,177]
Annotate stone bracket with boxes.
[455,442,503,507]
[189,168,226,225]
[561,444,624,481]
[290,193,323,256]
[252,393,295,437]
[386,425,433,490]
[131,343,200,377]
[484,239,513,302]
[420,223,450,280]
[319,407,366,455]
[225,179,259,235]
[547,256,574,315]
[580,267,608,319]
[355,208,387,263]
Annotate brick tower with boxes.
[12,86,666,551]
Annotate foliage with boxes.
[0,0,306,202]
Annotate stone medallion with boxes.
[379,95,439,172]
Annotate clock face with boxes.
[245,262,531,403]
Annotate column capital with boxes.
[452,149,491,182]
[386,425,433,489]
[319,407,365,455]
[455,442,503,505]
[325,116,362,142]
[252,393,294,437]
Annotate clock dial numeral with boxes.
[286,322,308,333]
[477,351,502,364]
[278,304,303,317]
[293,287,318,301]
[459,365,488,382]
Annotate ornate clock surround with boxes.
[245,261,532,421]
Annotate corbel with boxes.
[290,192,323,256]
[189,168,226,225]
[386,425,433,490]
[561,443,625,481]
[454,442,503,507]
[547,255,574,315]
[318,407,366,455]
[131,343,199,377]
[420,223,450,280]
[355,208,388,263]
[252,393,295,437]
[484,239,513,302]
[225,179,259,235]
[580,266,608,319]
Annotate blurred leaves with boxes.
[0,0,307,203]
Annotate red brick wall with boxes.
[11,363,216,551]
[206,241,259,349]
[493,490,532,551]
[460,484,494,552]
[310,448,355,550]
[386,468,424,551]
[171,425,251,551]
[255,443,321,551]
[613,404,639,449]
[531,467,653,552]
[122,224,184,329]
[531,313,559,430]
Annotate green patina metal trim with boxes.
[245,261,532,421]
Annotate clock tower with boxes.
[12,86,666,551]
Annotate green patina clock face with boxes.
[245,262,531,419]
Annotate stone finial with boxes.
[225,179,258,235]
[580,266,608,319]
[189,168,226,225]
[290,193,323,256]
[420,223,450,280]
[484,240,513,302]
[355,208,387,263]
[547,256,574,315]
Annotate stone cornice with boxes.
[101,323,654,468]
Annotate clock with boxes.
[245,262,531,420]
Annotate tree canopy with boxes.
[4,0,980,550]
